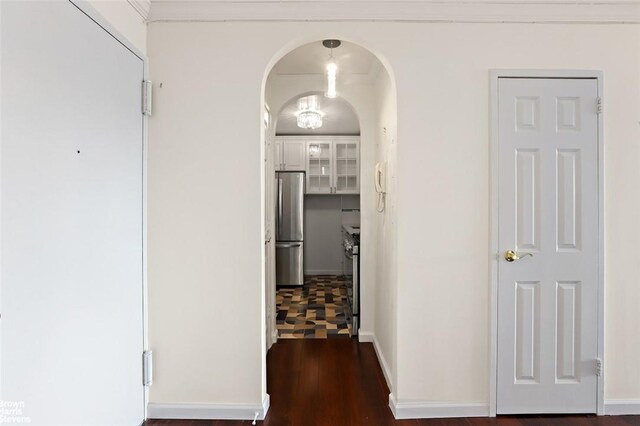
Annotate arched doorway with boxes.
[260,39,399,417]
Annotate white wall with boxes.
[147,21,640,412]
[373,68,398,393]
[87,0,147,55]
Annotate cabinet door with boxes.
[283,140,306,171]
[334,140,359,194]
[273,139,283,171]
[306,141,333,193]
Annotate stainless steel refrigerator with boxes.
[276,171,304,286]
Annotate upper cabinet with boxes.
[307,140,333,194]
[334,141,359,194]
[274,139,306,171]
[274,136,360,194]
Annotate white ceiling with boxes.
[271,41,378,77]
[272,41,374,135]
[276,94,359,135]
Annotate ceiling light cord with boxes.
[323,39,340,99]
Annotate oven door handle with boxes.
[352,253,359,316]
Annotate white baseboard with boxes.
[304,269,343,276]
[604,400,640,415]
[357,331,374,343]
[148,394,270,420]
[359,332,393,395]
[390,394,489,419]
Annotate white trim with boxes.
[390,397,489,420]
[127,0,151,21]
[389,393,398,417]
[148,0,640,23]
[596,72,605,417]
[604,400,640,415]
[359,332,393,393]
[70,0,146,61]
[488,70,500,418]
[358,332,374,343]
[148,395,271,420]
[488,69,605,417]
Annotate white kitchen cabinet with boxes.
[306,140,333,194]
[273,139,283,171]
[306,137,360,194]
[334,140,359,194]
[274,138,306,171]
[275,136,360,194]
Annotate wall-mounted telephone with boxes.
[375,162,387,212]
[375,162,387,194]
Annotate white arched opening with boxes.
[259,38,399,411]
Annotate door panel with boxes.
[515,149,540,250]
[2,2,144,424]
[497,78,598,414]
[283,140,306,170]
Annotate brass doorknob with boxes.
[504,250,533,262]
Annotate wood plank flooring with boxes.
[145,339,640,426]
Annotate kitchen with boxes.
[265,40,375,340]
[273,107,362,339]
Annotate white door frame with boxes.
[68,0,150,419]
[488,69,604,417]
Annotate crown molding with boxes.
[127,0,151,20]
[148,1,640,23]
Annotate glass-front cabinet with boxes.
[334,141,359,194]
[305,137,359,194]
[306,141,333,194]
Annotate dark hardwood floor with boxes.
[145,339,640,426]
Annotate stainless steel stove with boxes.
[343,226,360,336]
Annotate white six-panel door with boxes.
[497,78,599,414]
[2,1,144,424]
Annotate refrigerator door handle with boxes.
[276,242,302,248]
[278,178,283,233]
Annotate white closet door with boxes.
[497,78,599,414]
[2,2,144,424]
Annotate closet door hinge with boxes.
[596,358,603,377]
[597,97,603,115]
[142,80,153,116]
[143,350,153,386]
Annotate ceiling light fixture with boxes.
[322,39,341,99]
[295,95,324,130]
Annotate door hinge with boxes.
[142,80,153,116]
[596,358,603,377]
[597,97,603,115]
[143,350,153,386]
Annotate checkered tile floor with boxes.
[276,275,353,339]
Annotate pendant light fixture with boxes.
[295,95,324,130]
[322,39,341,99]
